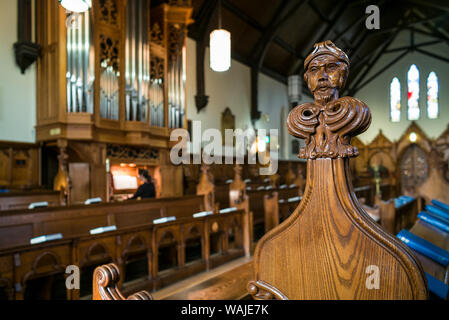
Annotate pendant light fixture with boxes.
[210,0,231,72]
[59,0,92,13]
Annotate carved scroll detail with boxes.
[287,97,371,159]
[247,280,288,300]
[93,263,153,300]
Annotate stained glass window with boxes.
[390,77,401,122]
[407,64,420,120]
[427,72,438,119]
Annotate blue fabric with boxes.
[397,230,449,267]
[394,195,415,208]
[425,205,449,221]
[418,212,449,234]
[432,199,449,214]
[425,272,449,300]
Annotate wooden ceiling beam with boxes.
[289,0,350,75]
[384,39,442,53]
[345,29,401,96]
[402,0,449,14]
[249,0,309,122]
[415,48,449,64]
[406,26,449,42]
[308,0,331,23]
[351,49,410,94]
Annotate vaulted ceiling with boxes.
[188,0,449,98]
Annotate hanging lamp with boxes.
[59,0,91,13]
[210,0,231,72]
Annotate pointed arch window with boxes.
[407,64,420,120]
[427,72,438,119]
[390,77,401,122]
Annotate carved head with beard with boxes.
[304,41,349,106]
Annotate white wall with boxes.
[355,31,449,144]
[0,0,36,143]
[186,37,310,160]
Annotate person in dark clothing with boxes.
[129,169,156,200]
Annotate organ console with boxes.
[108,162,161,201]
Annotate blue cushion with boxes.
[432,200,449,214]
[425,205,449,221]
[425,272,449,300]
[394,195,414,208]
[397,230,449,267]
[418,211,449,234]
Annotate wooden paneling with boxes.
[69,163,91,204]
[0,141,40,189]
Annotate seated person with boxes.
[129,169,156,200]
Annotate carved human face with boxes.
[305,54,347,106]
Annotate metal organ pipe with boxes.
[168,40,186,128]
[66,11,94,114]
[125,0,150,123]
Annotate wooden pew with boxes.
[378,195,419,234]
[247,185,300,240]
[90,208,251,300]
[264,193,302,233]
[0,206,251,300]
[408,220,449,285]
[0,195,205,250]
[0,190,62,211]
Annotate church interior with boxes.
[0,0,449,301]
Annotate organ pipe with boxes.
[66,11,94,113]
[125,0,150,122]
[168,46,186,129]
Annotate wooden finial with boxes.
[93,263,152,300]
[288,40,371,159]
[250,41,427,300]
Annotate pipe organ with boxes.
[36,0,193,200]
[66,11,95,114]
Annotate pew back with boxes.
[0,195,205,250]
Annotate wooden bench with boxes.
[0,195,205,250]
[0,190,62,211]
[248,186,299,240]
[263,192,303,233]
[0,207,251,300]
[378,195,419,234]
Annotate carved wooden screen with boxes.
[400,144,429,193]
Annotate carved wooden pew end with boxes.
[93,263,153,300]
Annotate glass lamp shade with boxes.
[59,0,91,13]
[210,29,231,72]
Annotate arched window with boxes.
[390,77,401,122]
[427,72,438,119]
[407,64,420,120]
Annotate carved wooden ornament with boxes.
[248,41,428,300]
